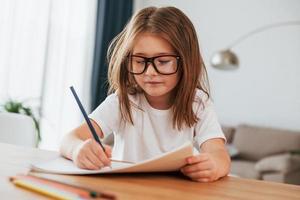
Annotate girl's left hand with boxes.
[180,153,219,182]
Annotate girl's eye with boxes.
[158,60,170,64]
[133,59,145,64]
[136,60,145,64]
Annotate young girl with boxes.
[60,6,230,183]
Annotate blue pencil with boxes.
[69,86,106,153]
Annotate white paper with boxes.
[31,142,193,175]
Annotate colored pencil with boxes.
[110,159,135,164]
[70,86,132,167]
[10,177,83,200]
[70,86,105,152]
[26,174,116,199]
[11,175,116,200]
[16,175,94,198]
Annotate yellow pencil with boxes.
[10,177,84,200]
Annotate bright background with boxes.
[1,0,299,150]
[135,0,300,131]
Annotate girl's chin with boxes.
[143,88,171,97]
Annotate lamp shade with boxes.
[210,21,300,70]
[210,49,239,70]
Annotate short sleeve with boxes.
[194,98,226,148]
[88,93,121,138]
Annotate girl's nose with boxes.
[144,62,158,75]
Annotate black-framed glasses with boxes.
[127,55,180,75]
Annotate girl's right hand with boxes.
[72,138,112,170]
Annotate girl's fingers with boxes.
[186,154,209,165]
[104,145,112,158]
[86,148,104,168]
[79,157,99,170]
[181,153,219,182]
[90,141,111,166]
[73,139,112,169]
[195,178,211,183]
[181,161,211,173]
[183,170,212,179]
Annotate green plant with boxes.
[1,100,41,142]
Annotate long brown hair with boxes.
[107,6,210,130]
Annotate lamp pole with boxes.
[210,20,300,70]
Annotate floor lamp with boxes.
[210,20,300,70]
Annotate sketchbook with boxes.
[31,142,193,175]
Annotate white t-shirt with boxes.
[89,89,225,162]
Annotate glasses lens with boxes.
[130,56,145,74]
[154,56,178,74]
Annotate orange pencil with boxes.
[15,175,92,198]
[18,174,116,200]
[10,177,84,200]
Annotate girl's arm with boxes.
[181,138,231,182]
[59,120,112,169]
[200,138,231,178]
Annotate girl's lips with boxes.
[145,81,162,84]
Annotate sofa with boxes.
[223,124,300,185]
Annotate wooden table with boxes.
[1,142,300,200]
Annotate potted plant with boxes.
[1,100,41,143]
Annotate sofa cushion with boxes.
[255,153,300,173]
[262,171,300,185]
[231,160,261,179]
[232,124,300,161]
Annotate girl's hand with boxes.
[72,138,112,170]
[180,153,219,182]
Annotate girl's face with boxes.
[131,33,180,106]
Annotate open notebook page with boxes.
[31,142,193,175]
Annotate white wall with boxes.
[134,0,300,131]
